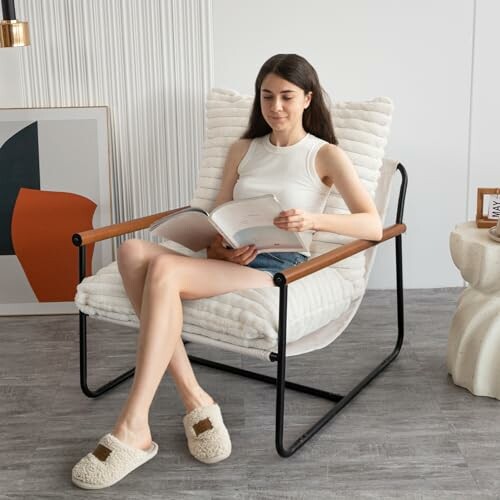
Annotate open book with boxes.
[149,194,308,253]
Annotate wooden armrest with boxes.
[276,223,407,285]
[72,206,190,246]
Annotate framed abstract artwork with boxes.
[0,106,113,315]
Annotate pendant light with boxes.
[0,0,30,47]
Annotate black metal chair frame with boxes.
[74,163,407,457]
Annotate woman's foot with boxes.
[179,387,231,463]
[183,403,232,464]
[111,419,153,452]
[182,386,215,413]
[72,433,158,489]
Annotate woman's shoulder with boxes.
[317,142,347,161]
[227,138,252,161]
[316,143,352,175]
[222,138,254,175]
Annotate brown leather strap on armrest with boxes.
[277,223,407,285]
[72,206,190,246]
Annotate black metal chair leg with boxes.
[272,164,407,455]
[274,231,404,456]
[186,355,344,402]
[79,312,135,398]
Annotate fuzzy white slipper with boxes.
[72,433,158,489]
[183,403,231,464]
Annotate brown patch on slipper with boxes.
[193,417,213,436]
[93,444,112,462]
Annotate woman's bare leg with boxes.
[113,240,201,449]
[116,239,211,411]
[113,239,273,450]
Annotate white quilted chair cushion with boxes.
[76,261,354,352]
[75,89,394,356]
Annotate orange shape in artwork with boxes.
[11,188,97,302]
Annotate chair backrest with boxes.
[191,89,394,289]
[363,157,399,284]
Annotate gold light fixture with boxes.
[0,0,30,47]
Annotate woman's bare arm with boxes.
[207,139,257,264]
[274,144,383,241]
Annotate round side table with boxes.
[447,221,500,398]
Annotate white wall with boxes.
[1,1,498,289]
[468,0,500,216]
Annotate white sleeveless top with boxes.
[233,133,332,254]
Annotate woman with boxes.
[72,53,382,489]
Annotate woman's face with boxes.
[260,73,311,133]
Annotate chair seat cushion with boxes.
[75,259,360,351]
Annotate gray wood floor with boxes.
[1,288,499,500]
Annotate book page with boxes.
[232,226,305,252]
[210,195,306,252]
[149,210,218,252]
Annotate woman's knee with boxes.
[117,238,147,268]
[147,254,180,286]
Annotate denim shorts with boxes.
[247,252,308,276]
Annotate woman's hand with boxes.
[206,234,258,265]
[273,209,316,232]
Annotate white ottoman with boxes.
[447,221,500,398]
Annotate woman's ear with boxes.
[304,91,313,109]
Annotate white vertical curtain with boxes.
[17,0,213,235]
